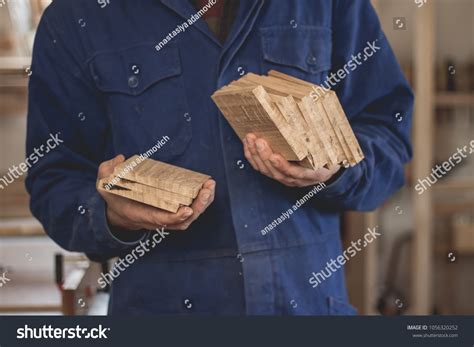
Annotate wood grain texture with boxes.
[112,178,193,205]
[212,85,301,160]
[211,70,365,170]
[98,179,181,213]
[98,156,210,212]
[113,155,210,198]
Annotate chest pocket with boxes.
[89,41,191,161]
[260,25,332,85]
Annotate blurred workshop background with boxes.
[0,0,473,315]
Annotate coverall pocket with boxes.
[260,25,332,84]
[88,41,192,161]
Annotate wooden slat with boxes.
[411,2,435,315]
[435,93,474,107]
[0,217,45,236]
[212,71,365,171]
[98,156,210,212]
[62,262,102,315]
[113,156,210,199]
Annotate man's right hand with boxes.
[96,155,216,231]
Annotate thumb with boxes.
[97,154,125,179]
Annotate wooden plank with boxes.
[252,86,308,160]
[321,92,365,165]
[453,224,474,253]
[343,211,379,315]
[411,1,435,315]
[0,305,60,313]
[98,179,181,213]
[98,156,210,212]
[112,178,193,205]
[363,211,378,315]
[300,97,337,166]
[62,262,101,315]
[435,93,474,106]
[270,94,311,159]
[0,217,45,236]
[211,70,365,171]
[113,156,210,199]
[212,86,301,160]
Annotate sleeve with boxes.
[315,0,414,211]
[25,6,146,260]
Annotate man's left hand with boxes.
[243,133,340,188]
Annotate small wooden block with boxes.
[114,155,210,199]
[98,156,210,212]
[212,86,301,160]
[112,178,193,206]
[98,178,181,213]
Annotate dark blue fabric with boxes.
[26,0,413,315]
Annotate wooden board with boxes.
[97,156,210,213]
[211,70,364,170]
[113,156,210,199]
[98,177,181,213]
[113,178,193,206]
[211,86,301,160]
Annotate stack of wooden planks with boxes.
[98,155,210,213]
[211,70,364,170]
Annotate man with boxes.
[26,0,413,315]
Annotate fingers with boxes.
[98,154,125,179]
[169,179,216,231]
[254,138,296,184]
[243,138,259,169]
[242,134,340,187]
[123,179,216,232]
[149,205,194,227]
[244,134,271,175]
[243,134,298,185]
[189,179,215,217]
[98,155,216,232]
[269,154,308,180]
[103,189,193,230]
[270,154,339,183]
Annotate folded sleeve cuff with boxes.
[87,189,148,251]
[318,163,363,198]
